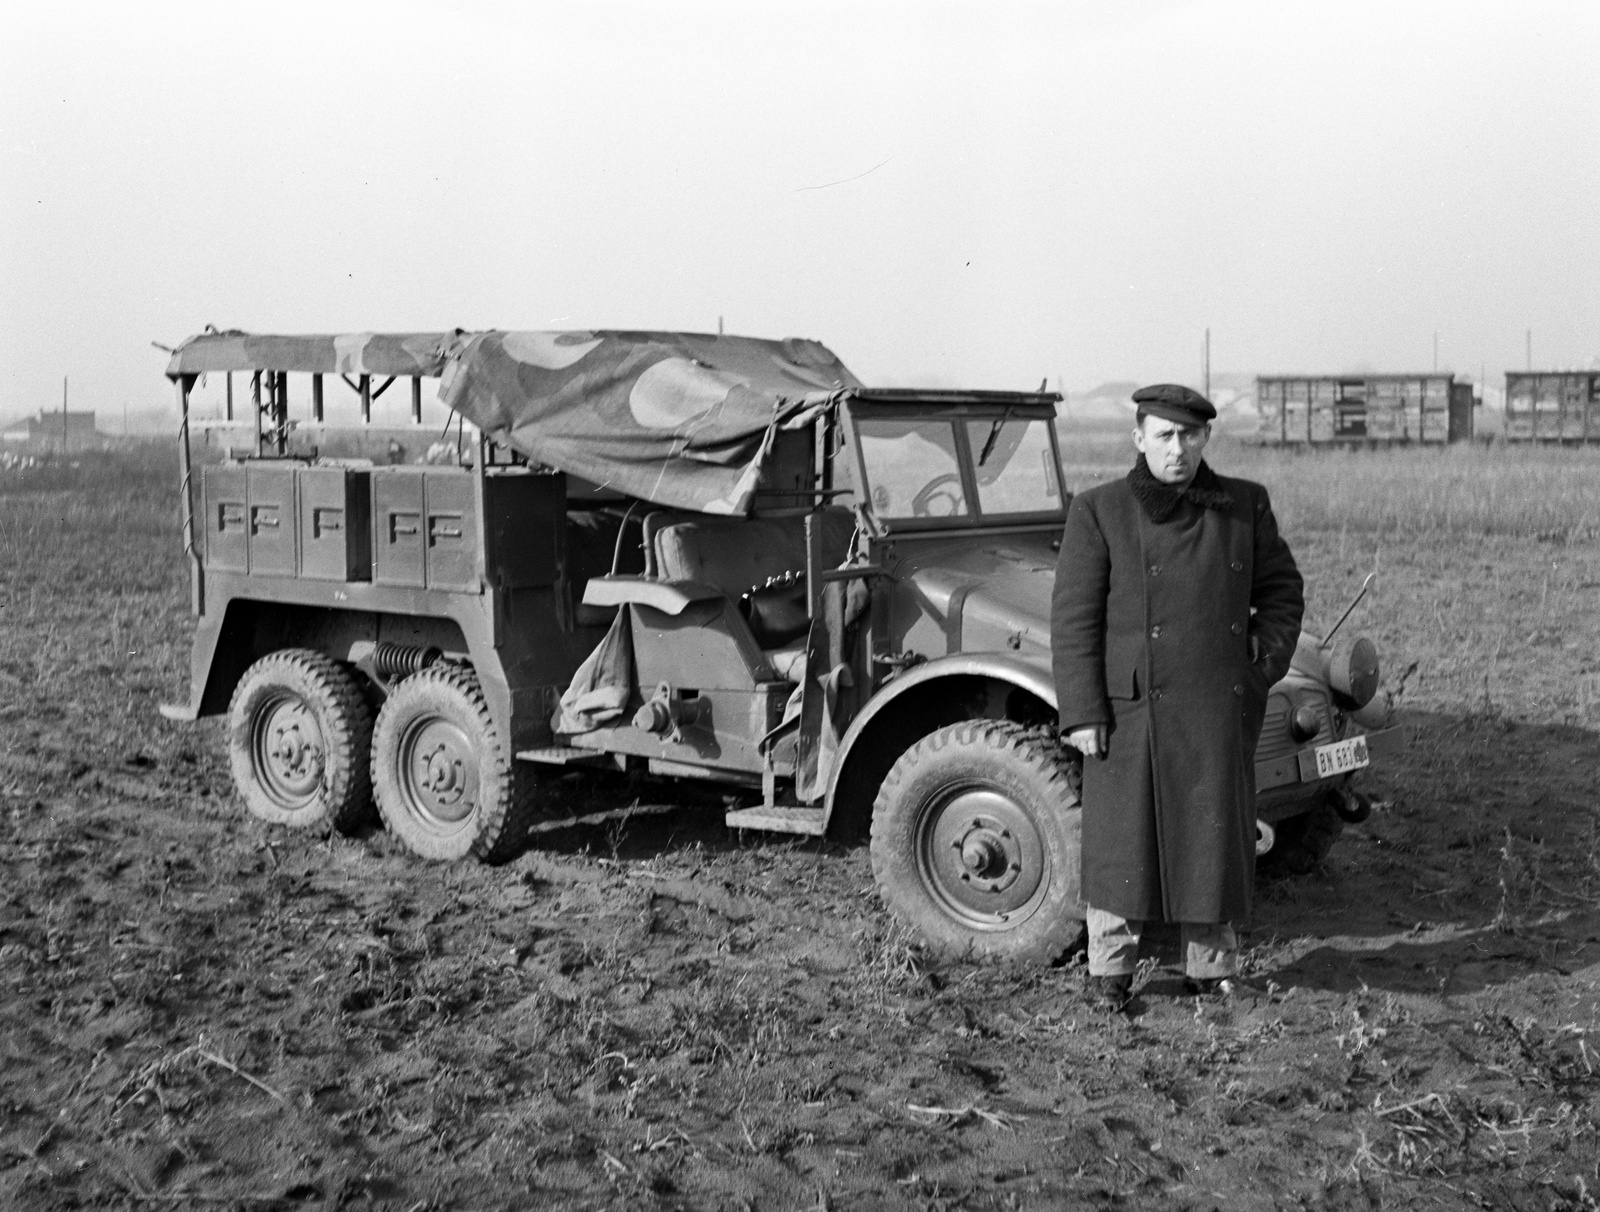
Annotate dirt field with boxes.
[5,444,1600,1210]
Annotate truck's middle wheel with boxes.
[371,663,532,863]
[870,720,1086,964]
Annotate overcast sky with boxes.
[3,0,1597,421]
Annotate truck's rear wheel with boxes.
[227,649,374,832]
[371,663,532,863]
[870,721,1086,964]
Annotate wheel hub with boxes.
[419,745,465,800]
[918,787,1047,926]
[400,718,478,825]
[957,827,1017,886]
[254,695,325,807]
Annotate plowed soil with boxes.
[3,449,1600,1210]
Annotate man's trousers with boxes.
[1086,906,1237,979]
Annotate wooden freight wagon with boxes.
[1504,372,1600,442]
[1255,375,1475,445]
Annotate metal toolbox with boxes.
[245,464,296,577]
[297,466,371,581]
[370,467,481,591]
[202,466,248,573]
[372,468,428,588]
[423,470,477,592]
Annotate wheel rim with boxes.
[251,691,326,811]
[914,783,1050,930]
[396,713,479,831]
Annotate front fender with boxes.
[823,653,1057,830]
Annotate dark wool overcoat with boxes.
[1051,461,1304,923]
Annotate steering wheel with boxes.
[911,472,963,517]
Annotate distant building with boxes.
[1,410,99,451]
[1254,375,1475,445]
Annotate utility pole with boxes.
[718,315,724,336]
[1203,328,1211,400]
[62,377,68,454]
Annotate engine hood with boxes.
[891,536,1057,666]
[888,538,1346,695]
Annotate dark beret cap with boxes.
[1132,383,1216,426]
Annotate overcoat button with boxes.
[1232,684,1243,696]
[1151,689,1163,701]
[1231,622,1243,635]
[1230,560,1244,572]
[1150,625,1162,639]
[1149,564,1161,576]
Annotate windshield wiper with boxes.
[977,413,1009,467]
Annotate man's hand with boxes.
[1064,725,1108,759]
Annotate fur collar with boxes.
[1127,458,1233,523]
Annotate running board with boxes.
[724,806,826,836]
[518,746,619,768]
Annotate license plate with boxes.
[1313,736,1370,778]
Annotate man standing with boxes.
[1051,384,1303,1008]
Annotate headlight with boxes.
[1289,703,1323,743]
[1325,634,1379,709]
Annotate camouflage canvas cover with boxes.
[166,330,459,378]
[438,331,860,514]
[168,328,859,516]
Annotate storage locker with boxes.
[245,464,296,577]
[203,466,248,573]
[297,466,371,582]
[423,469,478,592]
[373,468,427,588]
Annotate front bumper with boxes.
[1255,724,1404,798]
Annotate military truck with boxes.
[160,329,1400,962]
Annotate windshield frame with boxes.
[840,400,1068,532]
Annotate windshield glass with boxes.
[966,417,1062,515]
[855,419,970,520]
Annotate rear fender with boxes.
[163,599,477,724]
[823,654,1057,837]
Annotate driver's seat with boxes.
[651,508,856,600]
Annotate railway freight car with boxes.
[1504,372,1600,442]
[1255,375,1476,445]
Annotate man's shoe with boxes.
[1184,975,1248,998]
[1085,974,1133,1010]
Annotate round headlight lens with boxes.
[1290,703,1323,742]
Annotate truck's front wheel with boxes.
[870,721,1086,964]
[1258,794,1345,876]
[371,663,532,863]
[227,649,374,832]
